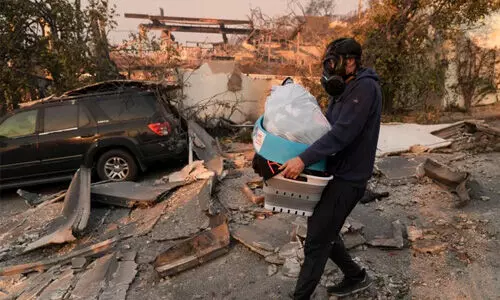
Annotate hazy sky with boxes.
[106,0,359,44]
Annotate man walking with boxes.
[280,38,382,299]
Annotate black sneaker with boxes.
[327,270,372,297]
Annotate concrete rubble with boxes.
[0,119,499,299]
[419,158,471,207]
[24,167,92,252]
[367,220,405,249]
[90,181,185,208]
[0,238,117,276]
[154,214,230,276]
[188,120,224,177]
[241,178,265,205]
[16,189,66,207]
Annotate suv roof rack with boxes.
[20,80,180,108]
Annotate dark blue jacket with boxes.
[299,68,382,184]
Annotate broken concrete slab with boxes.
[17,189,65,207]
[154,214,230,277]
[232,214,296,257]
[423,158,469,186]
[188,120,224,176]
[16,266,59,300]
[117,251,137,262]
[151,179,211,241]
[292,216,308,239]
[344,232,367,250]
[91,181,184,208]
[278,242,302,260]
[0,273,35,299]
[117,201,169,239]
[24,167,91,252]
[267,264,278,277]
[347,217,365,233]
[367,220,404,249]
[0,201,64,252]
[242,182,264,205]
[0,237,117,276]
[70,253,118,300]
[282,257,301,278]
[422,158,471,207]
[265,254,285,265]
[99,253,138,300]
[71,257,87,269]
[159,160,214,184]
[107,180,212,241]
[38,268,75,300]
[377,123,455,156]
[168,160,204,182]
[359,189,389,204]
[377,156,427,180]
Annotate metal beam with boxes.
[125,13,252,26]
[140,24,256,35]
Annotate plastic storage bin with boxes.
[263,173,332,217]
[253,116,333,217]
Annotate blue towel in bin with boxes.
[252,116,327,172]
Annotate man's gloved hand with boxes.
[279,157,305,179]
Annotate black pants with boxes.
[293,178,366,300]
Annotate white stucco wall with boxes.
[181,62,275,124]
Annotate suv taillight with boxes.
[148,122,171,136]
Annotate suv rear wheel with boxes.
[96,149,138,182]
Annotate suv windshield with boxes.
[0,110,37,138]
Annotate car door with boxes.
[0,109,41,182]
[37,101,98,175]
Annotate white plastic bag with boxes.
[263,83,331,145]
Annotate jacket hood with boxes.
[355,67,379,82]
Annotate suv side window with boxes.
[43,104,78,133]
[0,109,38,138]
[95,93,156,122]
[0,110,38,138]
[78,104,91,128]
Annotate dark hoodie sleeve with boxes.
[299,78,376,166]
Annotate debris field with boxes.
[0,119,499,300]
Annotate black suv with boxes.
[0,81,187,189]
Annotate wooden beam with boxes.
[0,238,117,276]
[125,13,252,26]
[140,23,255,35]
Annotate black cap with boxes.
[281,77,294,85]
[325,38,362,58]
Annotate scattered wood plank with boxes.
[0,238,117,277]
[154,215,230,277]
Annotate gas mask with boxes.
[320,53,348,97]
